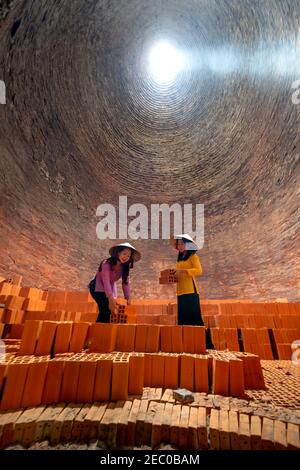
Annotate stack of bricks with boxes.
[2,324,267,404]
[201,303,220,327]
[203,326,299,360]
[241,328,273,359]
[207,406,300,451]
[271,329,300,359]
[87,324,208,355]
[110,298,129,324]
[0,279,98,329]
[210,328,240,351]
[2,315,299,365]
[159,269,177,284]
[1,275,299,361]
[246,360,300,409]
[4,318,298,364]
[0,349,266,411]
[0,394,299,450]
[121,301,176,325]
[210,350,265,393]
[1,280,178,328]
[15,320,90,356]
[206,302,300,329]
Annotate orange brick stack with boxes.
[0,349,266,410]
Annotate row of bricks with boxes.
[117,302,300,321]
[0,308,98,324]
[0,350,264,410]
[240,329,273,360]
[217,303,300,316]
[88,323,208,354]
[3,320,298,363]
[0,290,176,317]
[3,282,299,317]
[0,282,93,303]
[0,294,98,313]
[202,302,300,328]
[242,328,300,360]
[91,348,265,391]
[122,312,177,325]
[216,315,300,329]
[88,324,299,361]
[109,304,165,324]
[114,304,177,324]
[272,329,300,344]
[1,281,297,315]
[0,300,176,324]
[0,283,300,318]
[16,321,208,356]
[2,308,299,330]
[0,400,298,450]
[205,327,300,360]
[126,304,176,316]
[0,310,176,326]
[6,310,297,330]
[3,314,297,331]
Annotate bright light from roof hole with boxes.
[148,42,185,84]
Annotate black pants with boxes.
[92,291,111,323]
[177,293,204,325]
[177,293,214,348]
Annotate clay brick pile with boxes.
[0,390,299,450]
[88,324,208,354]
[126,300,177,325]
[0,349,265,411]
[10,322,207,356]
[246,360,300,409]
[0,322,267,411]
[202,301,300,329]
[210,326,300,360]
[210,328,240,351]
[202,301,300,360]
[271,329,300,360]
[0,277,299,451]
[1,278,299,360]
[0,280,98,332]
[0,279,178,328]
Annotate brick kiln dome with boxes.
[0,0,299,300]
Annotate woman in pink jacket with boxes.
[92,242,141,323]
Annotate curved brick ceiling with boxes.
[0,0,299,300]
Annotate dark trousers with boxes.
[177,293,214,348]
[177,293,204,325]
[92,291,111,323]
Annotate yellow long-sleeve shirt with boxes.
[176,253,202,296]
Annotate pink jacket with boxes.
[95,260,130,298]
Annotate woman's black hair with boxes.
[98,246,134,284]
[176,238,196,261]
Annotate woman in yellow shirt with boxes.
[172,233,205,326]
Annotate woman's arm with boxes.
[122,275,131,300]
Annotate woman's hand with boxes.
[175,269,186,277]
[126,297,131,305]
[173,269,186,282]
[108,296,117,314]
